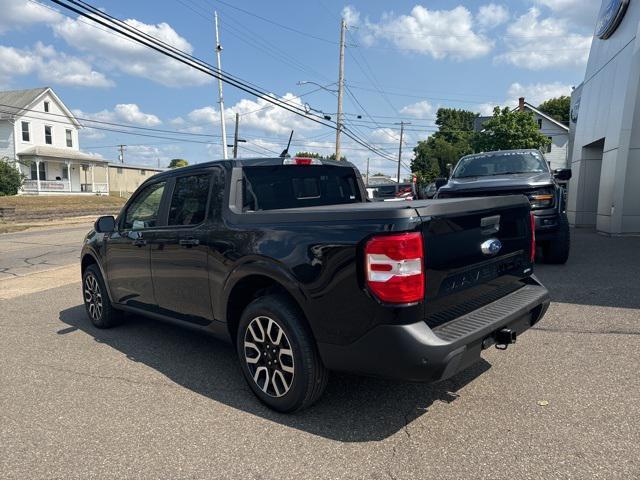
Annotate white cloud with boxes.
[477,4,510,29]
[180,93,323,136]
[399,100,434,119]
[507,82,573,106]
[495,8,592,70]
[533,0,601,29]
[73,103,162,127]
[0,0,62,34]
[0,42,113,88]
[342,5,361,27]
[353,5,493,60]
[54,16,210,87]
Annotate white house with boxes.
[474,97,570,171]
[0,87,109,194]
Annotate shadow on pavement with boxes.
[59,304,490,442]
[535,229,640,310]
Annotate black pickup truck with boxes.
[81,157,549,412]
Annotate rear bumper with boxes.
[318,278,550,382]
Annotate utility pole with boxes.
[335,18,346,161]
[233,112,239,159]
[365,157,370,186]
[118,144,126,164]
[396,122,410,182]
[214,11,228,159]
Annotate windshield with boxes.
[242,165,362,211]
[453,151,549,178]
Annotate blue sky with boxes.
[0,0,602,178]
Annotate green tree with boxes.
[473,107,552,152]
[168,158,189,169]
[0,159,24,196]
[411,108,477,182]
[538,96,571,124]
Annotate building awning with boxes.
[17,146,108,164]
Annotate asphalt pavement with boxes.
[0,228,639,479]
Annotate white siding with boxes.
[536,116,569,170]
[0,120,15,160]
[13,91,79,156]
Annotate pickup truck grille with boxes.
[440,189,529,198]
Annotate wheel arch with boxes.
[222,264,311,346]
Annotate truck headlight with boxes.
[527,189,554,209]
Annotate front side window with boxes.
[44,125,53,145]
[62,164,69,179]
[168,174,210,226]
[44,101,50,113]
[123,181,166,230]
[21,121,30,142]
[66,129,72,147]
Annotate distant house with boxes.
[474,97,570,170]
[0,87,109,194]
[108,163,165,197]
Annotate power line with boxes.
[47,0,397,163]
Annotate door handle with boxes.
[133,239,147,247]
[179,238,200,247]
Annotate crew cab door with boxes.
[107,180,167,309]
[150,171,215,324]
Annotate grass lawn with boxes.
[0,195,126,213]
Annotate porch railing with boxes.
[80,183,109,193]
[22,180,70,192]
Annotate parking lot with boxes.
[1,226,639,479]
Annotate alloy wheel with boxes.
[243,316,295,398]
[84,274,103,322]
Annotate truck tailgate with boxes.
[413,196,534,327]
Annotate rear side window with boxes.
[242,165,361,211]
[168,174,210,226]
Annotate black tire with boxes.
[82,264,123,328]
[543,214,570,264]
[236,294,328,413]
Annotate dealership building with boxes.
[568,0,640,234]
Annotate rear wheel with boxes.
[543,214,570,264]
[82,264,123,328]
[236,295,328,412]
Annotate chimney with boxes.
[518,97,525,112]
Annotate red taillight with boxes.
[530,212,536,263]
[365,232,425,304]
[283,157,322,165]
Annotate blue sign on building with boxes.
[595,0,630,39]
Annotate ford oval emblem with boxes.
[481,238,502,256]
[596,0,630,40]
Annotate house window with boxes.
[140,169,146,175]
[44,101,50,113]
[117,167,123,174]
[44,125,53,145]
[21,121,30,142]
[537,119,543,129]
[544,137,553,153]
[66,129,73,147]
[30,162,46,181]
[62,164,69,180]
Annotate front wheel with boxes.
[542,214,570,264]
[236,295,328,413]
[82,264,123,328]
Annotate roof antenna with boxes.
[280,130,294,158]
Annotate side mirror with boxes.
[95,215,116,233]
[434,177,448,189]
[553,168,572,181]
